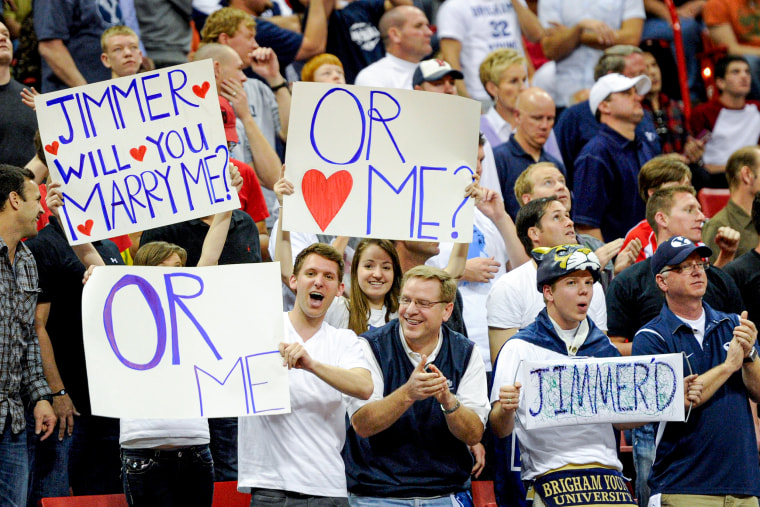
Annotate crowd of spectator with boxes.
[3,0,760,506]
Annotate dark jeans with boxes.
[209,417,238,481]
[633,423,656,507]
[0,417,28,507]
[121,445,215,507]
[26,411,121,506]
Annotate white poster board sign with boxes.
[36,60,239,245]
[82,263,288,419]
[283,82,481,243]
[521,354,685,429]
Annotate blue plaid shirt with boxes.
[0,237,50,434]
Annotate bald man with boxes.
[492,87,566,219]
[354,5,433,89]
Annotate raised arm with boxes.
[37,40,88,88]
[295,0,327,60]
[273,168,295,285]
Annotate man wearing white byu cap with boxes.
[572,73,659,243]
[412,59,463,95]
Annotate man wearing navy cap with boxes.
[490,244,637,507]
[632,236,760,507]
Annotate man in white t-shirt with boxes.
[487,196,608,366]
[489,244,636,507]
[354,5,432,89]
[237,243,373,505]
[437,0,543,104]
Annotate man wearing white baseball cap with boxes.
[572,73,659,244]
[412,59,463,95]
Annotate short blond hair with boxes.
[479,49,526,95]
[134,242,187,267]
[101,25,138,51]
[514,162,561,204]
[201,7,256,43]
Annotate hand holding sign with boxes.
[498,382,522,412]
[683,374,702,408]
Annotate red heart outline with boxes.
[302,169,353,231]
[130,145,147,162]
[45,141,59,156]
[77,219,94,236]
[192,81,211,99]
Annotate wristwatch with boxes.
[441,397,461,415]
[744,347,758,364]
[52,389,67,397]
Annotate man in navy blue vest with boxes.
[344,265,490,506]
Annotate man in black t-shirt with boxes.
[725,193,760,325]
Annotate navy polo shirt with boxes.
[492,136,565,220]
[632,303,760,497]
[573,123,658,242]
[554,100,661,187]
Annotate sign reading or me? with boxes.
[82,264,289,419]
[283,83,481,243]
[521,354,685,429]
[35,60,239,245]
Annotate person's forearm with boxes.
[541,25,582,61]
[445,242,468,279]
[197,211,232,267]
[240,115,281,189]
[489,403,515,438]
[714,250,735,269]
[35,304,65,392]
[274,210,294,285]
[693,362,736,407]
[743,359,760,403]
[351,386,415,437]
[38,40,88,88]
[492,213,530,268]
[580,18,643,50]
[609,336,632,356]
[513,0,544,42]
[439,39,470,98]
[440,393,484,445]
[273,86,290,141]
[309,364,373,399]
[295,0,327,60]
[644,0,671,20]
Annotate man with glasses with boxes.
[343,265,490,506]
[606,185,743,505]
[632,236,760,507]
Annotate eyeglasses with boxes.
[399,297,447,309]
[661,261,710,274]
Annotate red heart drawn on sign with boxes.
[302,169,353,231]
[130,145,147,161]
[77,219,94,236]
[192,81,211,98]
[45,141,59,156]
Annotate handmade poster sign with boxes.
[35,60,239,245]
[283,82,481,243]
[81,263,288,419]
[520,354,685,429]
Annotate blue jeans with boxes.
[348,493,471,506]
[209,417,238,481]
[632,423,656,507]
[25,408,74,507]
[122,445,214,507]
[0,418,29,507]
[642,16,704,101]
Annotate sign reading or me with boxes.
[283,83,481,243]
[82,264,288,419]
[521,354,685,429]
[35,60,240,245]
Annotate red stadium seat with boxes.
[697,188,730,219]
[472,480,497,507]
[39,482,250,507]
[212,481,251,507]
[39,495,128,506]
